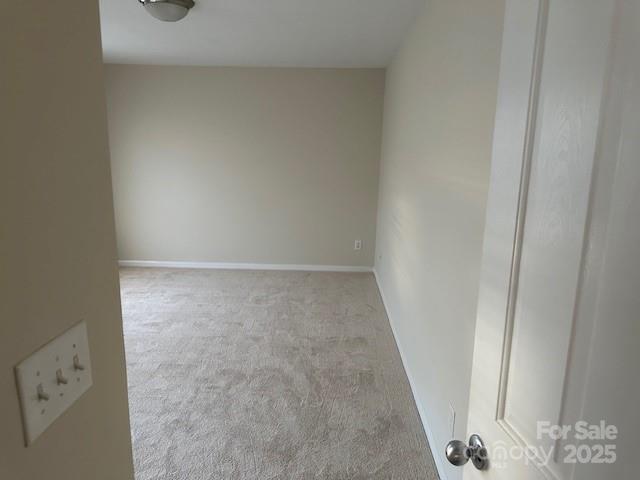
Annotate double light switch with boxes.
[14,321,93,445]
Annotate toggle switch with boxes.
[73,354,85,371]
[36,384,50,402]
[56,369,68,385]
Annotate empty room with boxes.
[2,1,639,480]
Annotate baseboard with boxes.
[118,260,373,273]
[373,269,449,480]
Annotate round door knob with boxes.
[445,439,471,466]
[445,434,489,470]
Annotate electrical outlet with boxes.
[354,240,362,251]
[448,404,456,437]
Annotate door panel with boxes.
[500,0,611,460]
[462,1,631,479]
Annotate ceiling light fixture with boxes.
[138,0,195,22]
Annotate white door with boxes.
[457,1,640,479]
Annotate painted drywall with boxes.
[104,65,384,268]
[100,0,424,67]
[374,0,505,478]
[0,1,134,479]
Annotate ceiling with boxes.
[99,0,424,67]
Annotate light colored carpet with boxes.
[120,268,438,479]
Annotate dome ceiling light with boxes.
[138,0,195,22]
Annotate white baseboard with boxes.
[118,260,373,273]
[373,269,449,480]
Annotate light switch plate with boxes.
[15,321,93,445]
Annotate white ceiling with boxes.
[99,0,423,67]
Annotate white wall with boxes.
[105,65,384,268]
[0,1,134,478]
[374,0,505,478]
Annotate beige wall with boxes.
[0,1,134,479]
[105,65,385,267]
[374,1,504,478]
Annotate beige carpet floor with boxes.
[120,268,438,479]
